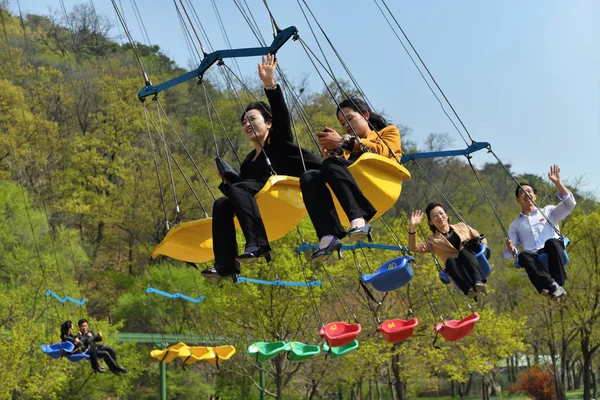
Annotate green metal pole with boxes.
[159,344,167,400]
[338,383,343,400]
[260,362,265,400]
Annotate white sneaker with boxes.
[550,285,567,301]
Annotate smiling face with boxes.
[337,107,370,138]
[241,109,272,144]
[516,185,537,210]
[427,205,449,232]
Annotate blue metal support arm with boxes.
[146,287,177,299]
[146,287,204,303]
[174,293,205,304]
[236,277,322,287]
[138,26,298,100]
[45,290,86,306]
[296,242,410,253]
[400,142,490,164]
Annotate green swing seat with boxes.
[322,340,359,359]
[246,341,290,363]
[287,342,321,362]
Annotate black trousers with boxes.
[445,248,485,295]
[89,344,119,371]
[300,157,376,240]
[518,238,567,293]
[212,180,269,274]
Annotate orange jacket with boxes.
[344,125,402,159]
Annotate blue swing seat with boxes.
[439,244,492,286]
[360,256,415,292]
[65,353,90,362]
[41,342,90,362]
[41,342,75,359]
[515,237,570,272]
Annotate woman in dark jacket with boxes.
[202,54,321,283]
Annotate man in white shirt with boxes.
[504,165,576,300]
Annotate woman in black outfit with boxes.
[201,54,321,283]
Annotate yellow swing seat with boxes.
[204,345,236,366]
[179,346,214,365]
[151,219,214,263]
[331,153,411,226]
[150,342,189,364]
[151,175,306,263]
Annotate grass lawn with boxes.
[566,389,585,399]
[417,388,586,399]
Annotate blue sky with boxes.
[13,0,600,196]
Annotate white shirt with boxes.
[503,190,576,258]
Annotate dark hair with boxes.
[60,320,73,340]
[337,96,389,132]
[425,202,448,234]
[78,318,88,327]
[239,102,273,124]
[515,182,537,198]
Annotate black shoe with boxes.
[310,237,343,263]
[201,268,224,284]
[201,268,238,284]
[347,223,373,242]
[236,246,271,264]
[117,366,128,374]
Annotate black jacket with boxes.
[220,86,321,195]
[79,329,102,348]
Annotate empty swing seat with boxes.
[247,341,290,364]
[152,176,306,263]
[319,322,362,348]
[434,313,480,342]
[287,342,321,362]
[205,345,236,366]
[378,318,419,343]
[179,346,213,365]
[150,342,189,364]
[332,153,411,227]
[322,340,359,359]
[41,342,75,359]
[361,256,415,292]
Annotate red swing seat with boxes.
[434,313,480,342]
[319,322,362,348]
[378,318,419,343]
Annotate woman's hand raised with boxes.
[258,54,278,87]
[409,210,424,229]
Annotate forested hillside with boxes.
[0,4,599,400]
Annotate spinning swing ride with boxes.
[41,3,576,400]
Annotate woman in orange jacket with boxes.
[300,97,402,262]
[409,202,487,298]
